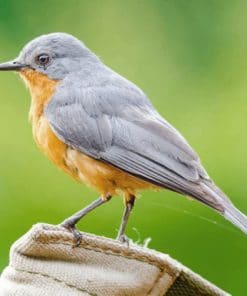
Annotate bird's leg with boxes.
[116,196,135,243]
[61,195,111,246]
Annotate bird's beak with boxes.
[0,60,27,71]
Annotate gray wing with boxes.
[45,80,221,209]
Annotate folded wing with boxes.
[45,83,223,210]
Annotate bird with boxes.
[0,32,247,243]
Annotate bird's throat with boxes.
[19,69,59,123]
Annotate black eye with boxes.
[36,54,51,66]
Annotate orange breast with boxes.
[20,69,157,200]
[20,69,78,179]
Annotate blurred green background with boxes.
[0,0,247,294]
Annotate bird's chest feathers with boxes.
[18,70,155,196]
[20,69,66,166]
[20,69,58,122]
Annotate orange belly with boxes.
[20,69,156,200]
[33,115,155,200]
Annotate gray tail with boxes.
[200,182,247,234]
[224,204,247,234]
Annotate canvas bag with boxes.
[0,223,230,296]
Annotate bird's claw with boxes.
[61,223,82,247]
[117,234,130,246]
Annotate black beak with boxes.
[0,60,27,71]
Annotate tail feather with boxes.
[200,182,247,234]
[224,205,247,234]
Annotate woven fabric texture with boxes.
[0,223,230,296]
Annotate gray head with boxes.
[0,33,99,80]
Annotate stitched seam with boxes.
[161,272,178,296]
[13,267,97,296]
[34,239,175,277]
[32,226,176,275]
[146,269,171,296]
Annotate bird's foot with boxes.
[61,223,82,247]
[117,234,130,246]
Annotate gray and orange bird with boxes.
[0,32,247,242]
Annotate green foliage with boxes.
[0,1,247,294]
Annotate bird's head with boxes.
[0,32,98,86]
